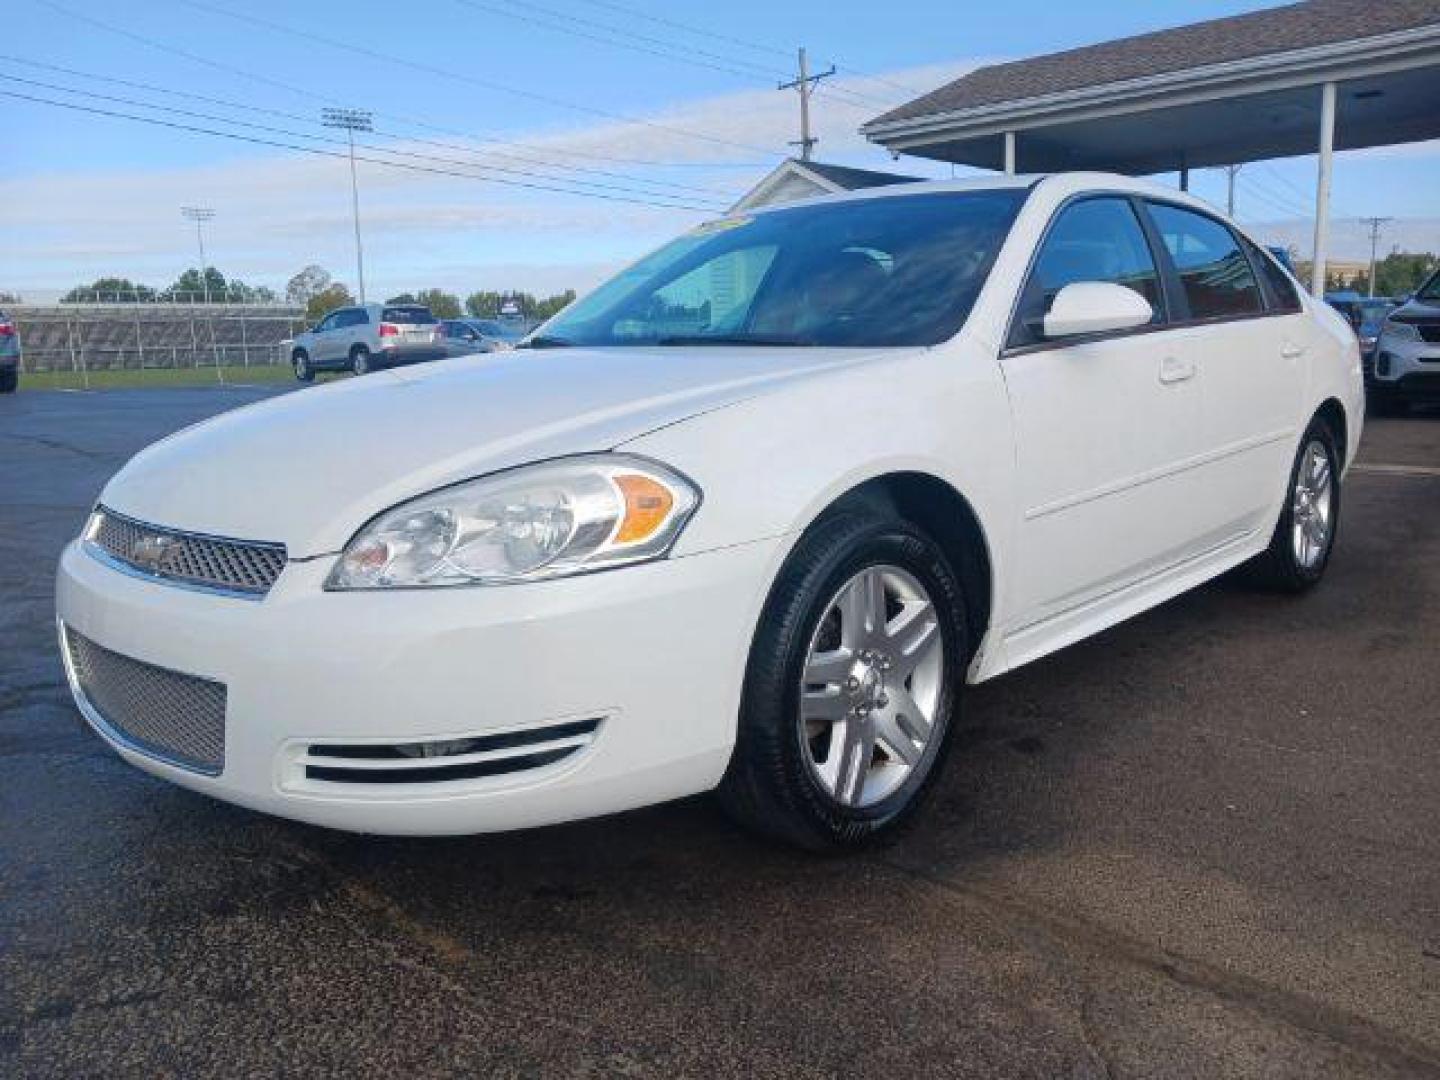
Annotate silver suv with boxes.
[1371,268,1440,413]
[290,303,445,381]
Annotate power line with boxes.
[568,0,921,102]
[1362,216,1393,297]
[447,0,896,113]
[0,88,727,213]
[35,1,767,171]
[0,54,735,198]
[173,0,784,156]
[0,72,730,209]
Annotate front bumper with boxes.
[56,534,786,834]
[1371,333,1440,398]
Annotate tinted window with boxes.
[1147,203,1263,320]
[536,191,1027,348]
[382,306,437,325]
[1418,269,1440,303]
[1243,239,1302,313]
[316,312,342,332]
[338,309,367,328]
[1011,197,1162,347]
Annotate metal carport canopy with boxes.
[862,0,1440,296]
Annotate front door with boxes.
[999,195,1208,645]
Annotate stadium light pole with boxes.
[322,108,373,304]
[180,206,216,303]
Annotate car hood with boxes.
[100,346,889,556]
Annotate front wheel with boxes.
[719,511,967,851]
[292,350,313,382]
[1245,418,1341,592]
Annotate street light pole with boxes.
[322,108,373,304]
[180,206,215,303]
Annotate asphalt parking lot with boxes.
[2,386,1438,1078]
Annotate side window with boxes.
[1146,203,1264,320]
[351,308,370,326]
[1243,239,1302,313]
[316,312,339,332]
[1011,197,1162,347]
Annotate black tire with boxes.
[1244,417,1342,593]
[292,350,314,383]
[0,368,16,393]
[350,346,372,376]
[718,510,968,851]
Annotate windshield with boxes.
[533,190,1027,348]
[1418,269,1440,303]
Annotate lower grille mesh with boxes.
[65,628,226,775]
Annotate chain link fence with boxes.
[7,292,307,388]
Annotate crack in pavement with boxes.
[880,858,1440,1076]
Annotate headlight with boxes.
[1381,319,1420,342]
[327,455,700,589]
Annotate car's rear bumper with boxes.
[55,534,785,835]
[376,345,445,366]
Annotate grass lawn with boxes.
[19,364,350,391]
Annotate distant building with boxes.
[730,158,920,213]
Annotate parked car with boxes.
[1350,297,1396,371]
[56,174,1360,850]
[289,303,445,380]
[0,309,19,393]
[1370,267,1440,413]
[440,318,524,357]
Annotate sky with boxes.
[2,0,1437,302]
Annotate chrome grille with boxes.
[88,507,286,598]
[64,627,226,775]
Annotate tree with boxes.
[163,266,229,303]
[61,277,156,303]
[465,290,503,318]
[534,289,576,320]
[414,288,462,318]
[306,283,355,324]
[286,265,332,306]
[385,292,419,305]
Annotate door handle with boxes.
[1158,355,1196,384]
[1281,342,1306,359]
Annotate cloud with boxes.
[0,60,976,299]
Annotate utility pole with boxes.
[1362,216,1392,297]
[180,206,215,303]
[322,107,373,303]
[1224,165,1241,217]
[777,47,834,162]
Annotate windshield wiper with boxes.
[654,333,812,347]
[517,334,574,349]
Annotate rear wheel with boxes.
[0,368,16,393]
[1245,418,1341,592]
[719,511,967,851]
[350,346,372,376]
[292,350,313,382]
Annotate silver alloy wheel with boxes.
[1292,439,1334,569]
[799,564,944,808]
[352,349,370,375]
[293,354,308,379]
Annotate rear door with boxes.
[1000,195,1210,637]
[311,310,344,363]
[1142,202,1304,541]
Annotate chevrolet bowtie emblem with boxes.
[131,533,178,573]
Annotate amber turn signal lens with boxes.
[613,473,675,543]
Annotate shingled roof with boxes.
[868,0,1440,128]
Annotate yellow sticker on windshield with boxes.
[690,216,752,235]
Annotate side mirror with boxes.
[1042,282,1153,339]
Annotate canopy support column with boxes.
[1003,130,1016,175]
[1311,80,1337,297]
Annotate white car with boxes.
[56,173,1362,850]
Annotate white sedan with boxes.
[56,173,1361,850]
